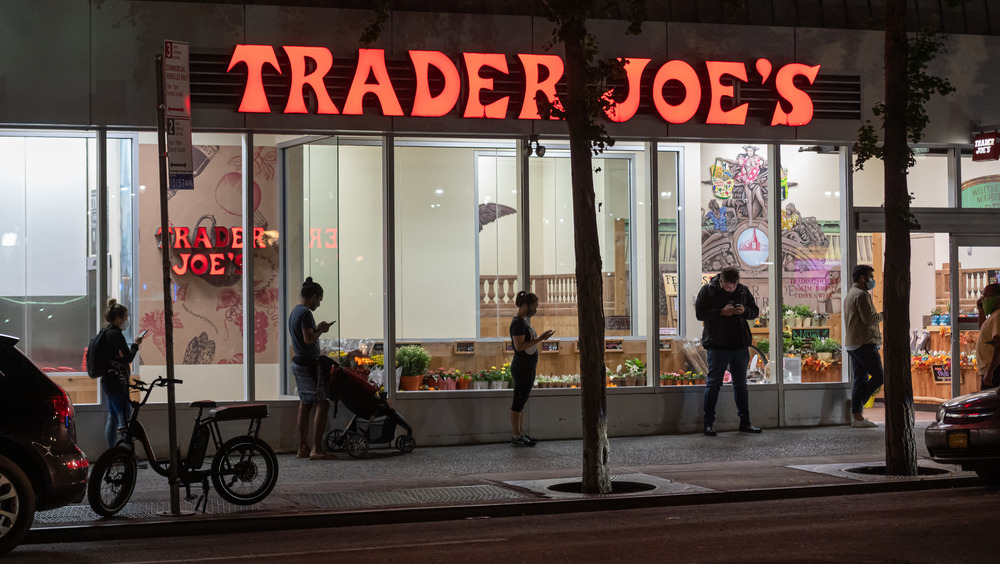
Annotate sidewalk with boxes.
[26,419,977,544]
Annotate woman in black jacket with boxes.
[96,299,143,449]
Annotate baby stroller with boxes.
[325,364,415,458]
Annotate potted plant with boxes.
[471,369,489,390]
[625,358,646,386]
[782,304,796,328]
[931,306,942,326]
[396,345,431,391]
[609,364,627,387]
[456,372,471,390]
[758,307,769,328]
[757,337,770,357]
[793,304,814,327]
[812,337,841,361]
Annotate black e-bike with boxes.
[87,377,278,516]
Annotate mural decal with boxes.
[139,144,281,367]
[700,146,838,312]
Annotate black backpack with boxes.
[86,328,109,379]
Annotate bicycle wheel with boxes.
[87,446,137,517]
[211,436,278,505]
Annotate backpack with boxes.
[85,328,108,378]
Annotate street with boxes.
[8,487,997,563]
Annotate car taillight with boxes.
[49,390,75,427]
[66,445,89,470]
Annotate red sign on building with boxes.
[973,132,1000,162]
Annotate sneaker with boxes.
[511,435,535,447]
[852,418,878,428]
[521,433,538,445]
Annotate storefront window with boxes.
[0,133,98,404]
[689,143,772,384]
[779,146,844,384]
[283,136,384,396]
[136,133,249,402]
[854,151,950,208]
[528,146,649,386]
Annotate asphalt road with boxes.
[8,487,998,563]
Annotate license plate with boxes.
[947,432,969,449]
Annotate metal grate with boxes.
[33,498,264,525]
[290,485,531,510]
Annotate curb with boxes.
[26,475,983,545]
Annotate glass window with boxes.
[854,151,950,208]
[0,133,97,404]
[688,143,772,383]
[528,145,649,386]
[779,146,844,383]
[135,133,248,402]
[281,136,384,397]
[960,152,1000,209]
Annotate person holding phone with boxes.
[96,299,144,449]
[288,277,334,460]
[509,290,555,446]
[695,266,761,436]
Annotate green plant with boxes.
[782,332,805,354]
[932,306,942,316]
[395,345,431,377]
[624,358,646,378]
[792,304,813,318]
[782,304,795,317]
[812,338,841,353]
[757,338,770,357]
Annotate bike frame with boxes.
[117,379,265,485]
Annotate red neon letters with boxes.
[156,226,267,277]
[227,45,821,126]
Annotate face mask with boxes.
[866,278,876,291]
[984,296,1000,316]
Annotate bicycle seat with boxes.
[208,403,269,421]
[189,400,218,409]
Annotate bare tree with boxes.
[854,0,954,475]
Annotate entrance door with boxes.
[951,236,1000,399]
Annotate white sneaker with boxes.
[852,418,878,428]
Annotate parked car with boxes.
[0,334,89,555]
[925,387,1000,484]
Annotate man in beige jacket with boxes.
[843,265,883,428]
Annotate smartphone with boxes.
[137,329,149,339]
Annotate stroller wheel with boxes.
[345,433,369,458]
[396,435,416,453]
[325,429,344,452]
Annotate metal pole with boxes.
[645,142,660,388]
[383,134,396,399]
[769,144,785,425]
[243,133,256,401]
[154,54,182,516]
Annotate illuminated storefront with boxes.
[3,1,1000,455]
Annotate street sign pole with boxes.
[154,53,184,517]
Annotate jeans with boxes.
[846,344,884,414]
[102,380,132,449]
[704,347,750,427]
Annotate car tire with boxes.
[975,466,1000,485]
[0,455,36,556]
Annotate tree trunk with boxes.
[882,0,918,476]
[562,15,611,494]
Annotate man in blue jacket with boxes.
[695,266,762,436]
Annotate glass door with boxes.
[951,236,1000,399]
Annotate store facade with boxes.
[4,1,1000,457]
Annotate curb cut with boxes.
[26,475,983,545]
